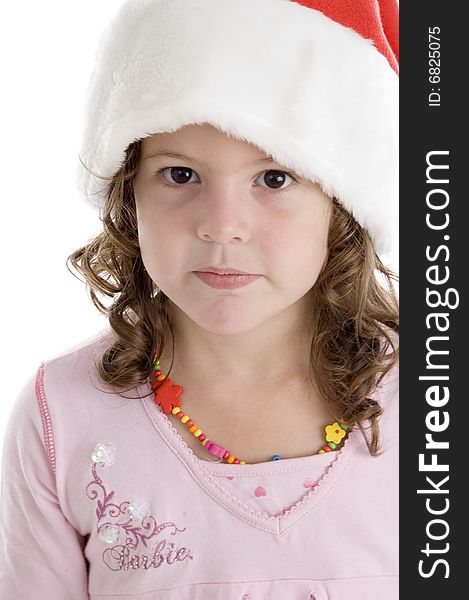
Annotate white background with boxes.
[0,1,398,454]
[0,1,127,454]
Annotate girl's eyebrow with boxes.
[141,150,279,170]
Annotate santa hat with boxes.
[77,0,399,257]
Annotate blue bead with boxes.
[271,454,282,461]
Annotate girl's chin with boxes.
[166,292,274,334]
[190,305,265,335]
[195,313,258,335]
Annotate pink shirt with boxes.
[0,331,399,599]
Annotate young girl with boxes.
[0,1,399,598]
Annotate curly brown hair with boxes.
[68,138,399,456]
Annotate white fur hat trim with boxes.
[77,0,398,256]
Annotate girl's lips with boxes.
[193,271,261,289]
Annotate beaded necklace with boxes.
[150,356,348,464]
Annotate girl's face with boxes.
[133,124,332,335]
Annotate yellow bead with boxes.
[239,461,246,464]
[172,407,181,415]
[193,429,202,437]
[319,449,325,454]
[201,438,208,446]
[181,415,189,424]
[189,425,197,433]
[227,455,235,464]
[157,374,166,381]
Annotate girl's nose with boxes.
[196,184,252,244]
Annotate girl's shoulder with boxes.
[11,329,113,420]
[373,329,399,445]
[39,328,115,393]
[374,357,399,406]
[3,330,118,487]
[26,329,121,437]
[375,324,399,399]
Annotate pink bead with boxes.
[205,441,226,459]
[223,450,230,460]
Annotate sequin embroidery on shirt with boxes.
[87,442,193,571]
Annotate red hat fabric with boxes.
[293,0,399,73]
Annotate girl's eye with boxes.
[155,167,297,190]
[255,170,296,190]
[160,166,200,185]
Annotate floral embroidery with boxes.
[325,422,347,445]
[125,499,151,525]
[91,442,116,467]
[86,442,193,571]
[99,524,120,545]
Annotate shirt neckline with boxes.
[140,387,358,536]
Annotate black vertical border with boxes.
[400,2,466,596]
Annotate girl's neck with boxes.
[159,298,315,394]
[154,297,334,463]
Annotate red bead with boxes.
[199,434,206,442]
[322,445,332,452]
[176,411,185,419]
[223,450,230,459]
[154,377,183,414]
[186,419,194,427]
[233,458,240,464]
